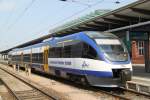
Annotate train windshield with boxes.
[95,39,128,62]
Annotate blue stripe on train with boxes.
[30,63,113,77]
[50,66,113,77]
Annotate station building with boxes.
[120,32,150,64]
[131,33,150,64]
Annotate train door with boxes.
[43,46,49,73]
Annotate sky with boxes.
[0,0,138,51]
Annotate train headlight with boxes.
[123,53,127,57]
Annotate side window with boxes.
[23,54,30,62]
[16,55,21,61]
[49,47,62,58]
[71,42,83,58]
[49,45,71,58]
[48,41,97,59]
[55,47,62,58]
[49,48,55,58]
[12,56,14,61]
[32,53,36,63]
[62,45,71,58]
[38,53,43,63]
[82,42,97,59]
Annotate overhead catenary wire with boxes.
[12,0,105,46]
[28,0,105,37]
[5,0,36,31]
[47,0,105,30]
[0,1,16,32]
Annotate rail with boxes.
[0,66,61,100]
[1,78,20,100]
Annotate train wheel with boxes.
[68,74,75,82]
[80,77,89,86]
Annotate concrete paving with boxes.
[126,64,150,95]
[132,64,150,85]
[132,64,150,79]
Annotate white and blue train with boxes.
[8,31,132,87]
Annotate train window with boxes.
[48,47,61,58]
[13,55,17,61]
[8,55,12,59]
[55,47,62,58]
[32,53,42,63]
[12,55,15,61]
[49,48,55,58]
[38,53,43,63]
[82,43,97,59]
[62,45,71,58]
[15,55,21,61]
[49,45,71,58]
[32,53,36,63]
[71,42,83,58]
[23,54,30,62]
[48,41,97,59]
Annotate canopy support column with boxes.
[144,33,150,72]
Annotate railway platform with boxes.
[126,64,150,95]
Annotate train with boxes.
[8,31,132,87]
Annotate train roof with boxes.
[84,31,118,39]
[10,31,118,52]
[52,31,118,43]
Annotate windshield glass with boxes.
[96,39,128,62]
[100,45,125,53]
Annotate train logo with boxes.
[82,61,89,68]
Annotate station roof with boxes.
[52,0,150,35]
[50,9,111,34]
[1,0,150,54]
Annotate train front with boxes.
[84,31,132,87]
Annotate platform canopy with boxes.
[51,0,150,36]
[1,0,150,53]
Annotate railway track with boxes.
[0,63,150,100]
[94,87,150,100]
[0,66,61,100]
[32,69,150,100]
[2,80,51,100]
[35,71,150,100]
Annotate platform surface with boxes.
[126,64,150,95]
[132,64,150,85]
[132,64,150,78]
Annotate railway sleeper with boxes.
[15,90,49,99]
